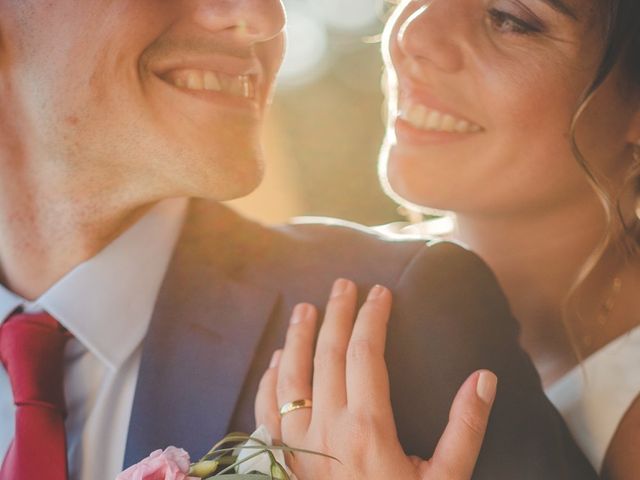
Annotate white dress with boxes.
[546,326,640,473]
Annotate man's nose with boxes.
[397,0,468,74]
[190,0,286,43]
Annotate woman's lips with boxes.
[392,92,485,145]
[393,73,485,134]
[398,101,482,133]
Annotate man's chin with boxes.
[191,154,265,202]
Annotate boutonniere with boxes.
[117,425,337,480]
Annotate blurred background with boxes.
[228,0,404,226]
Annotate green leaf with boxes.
[193,430,341,478]
[214,448,270,476]
[189,459,219,477]
[267,451,289,480]
[206,475,268,479]
[200,433,269,462]
[202,444,340,464]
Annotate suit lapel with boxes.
[124,200,280,466]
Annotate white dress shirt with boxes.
[0,197,188,480]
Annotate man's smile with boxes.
[160,69,256,99]
[149,52,265,111]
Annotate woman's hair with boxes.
[566,0,640,354]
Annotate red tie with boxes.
[0,312,71,480]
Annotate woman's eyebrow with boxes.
[538,0,579,20]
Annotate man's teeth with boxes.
[400,104,481,133]
[169,69,254,99]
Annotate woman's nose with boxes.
[191,0,286,44]
[396,1,466,73]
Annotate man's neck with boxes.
[0,189,153,301]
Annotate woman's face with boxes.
[381,0,640,217]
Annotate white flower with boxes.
[236,425,297,479]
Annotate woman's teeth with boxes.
[399,104,482,133]
[165,69,255,99]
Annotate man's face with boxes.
[0,0,286,202]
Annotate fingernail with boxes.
[331,279,350,298]
[290,304,309,325]
[270,350,282,368]
[368,285,386,300]
[476,371,498,405]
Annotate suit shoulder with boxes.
[184,202,478,290]
[285,215,480,262]
[277,215,427,255]
[391,232,519,340]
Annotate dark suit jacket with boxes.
[123,199,596,479]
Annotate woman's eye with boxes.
[487,8,541,35]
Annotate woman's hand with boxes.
[254,278,498,480]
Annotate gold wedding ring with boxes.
[279,399,313,417]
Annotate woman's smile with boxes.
[393,75,485,145]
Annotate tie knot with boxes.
[0,313,71,413]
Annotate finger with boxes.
[428,370,497,480]
[255,350,283,440]
[311,279,358,417]
[345,285,393,417]
[277,303,318,445]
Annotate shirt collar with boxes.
[0,288,23,322]
[0,197,188,371]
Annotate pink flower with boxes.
[117,447,199,480]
